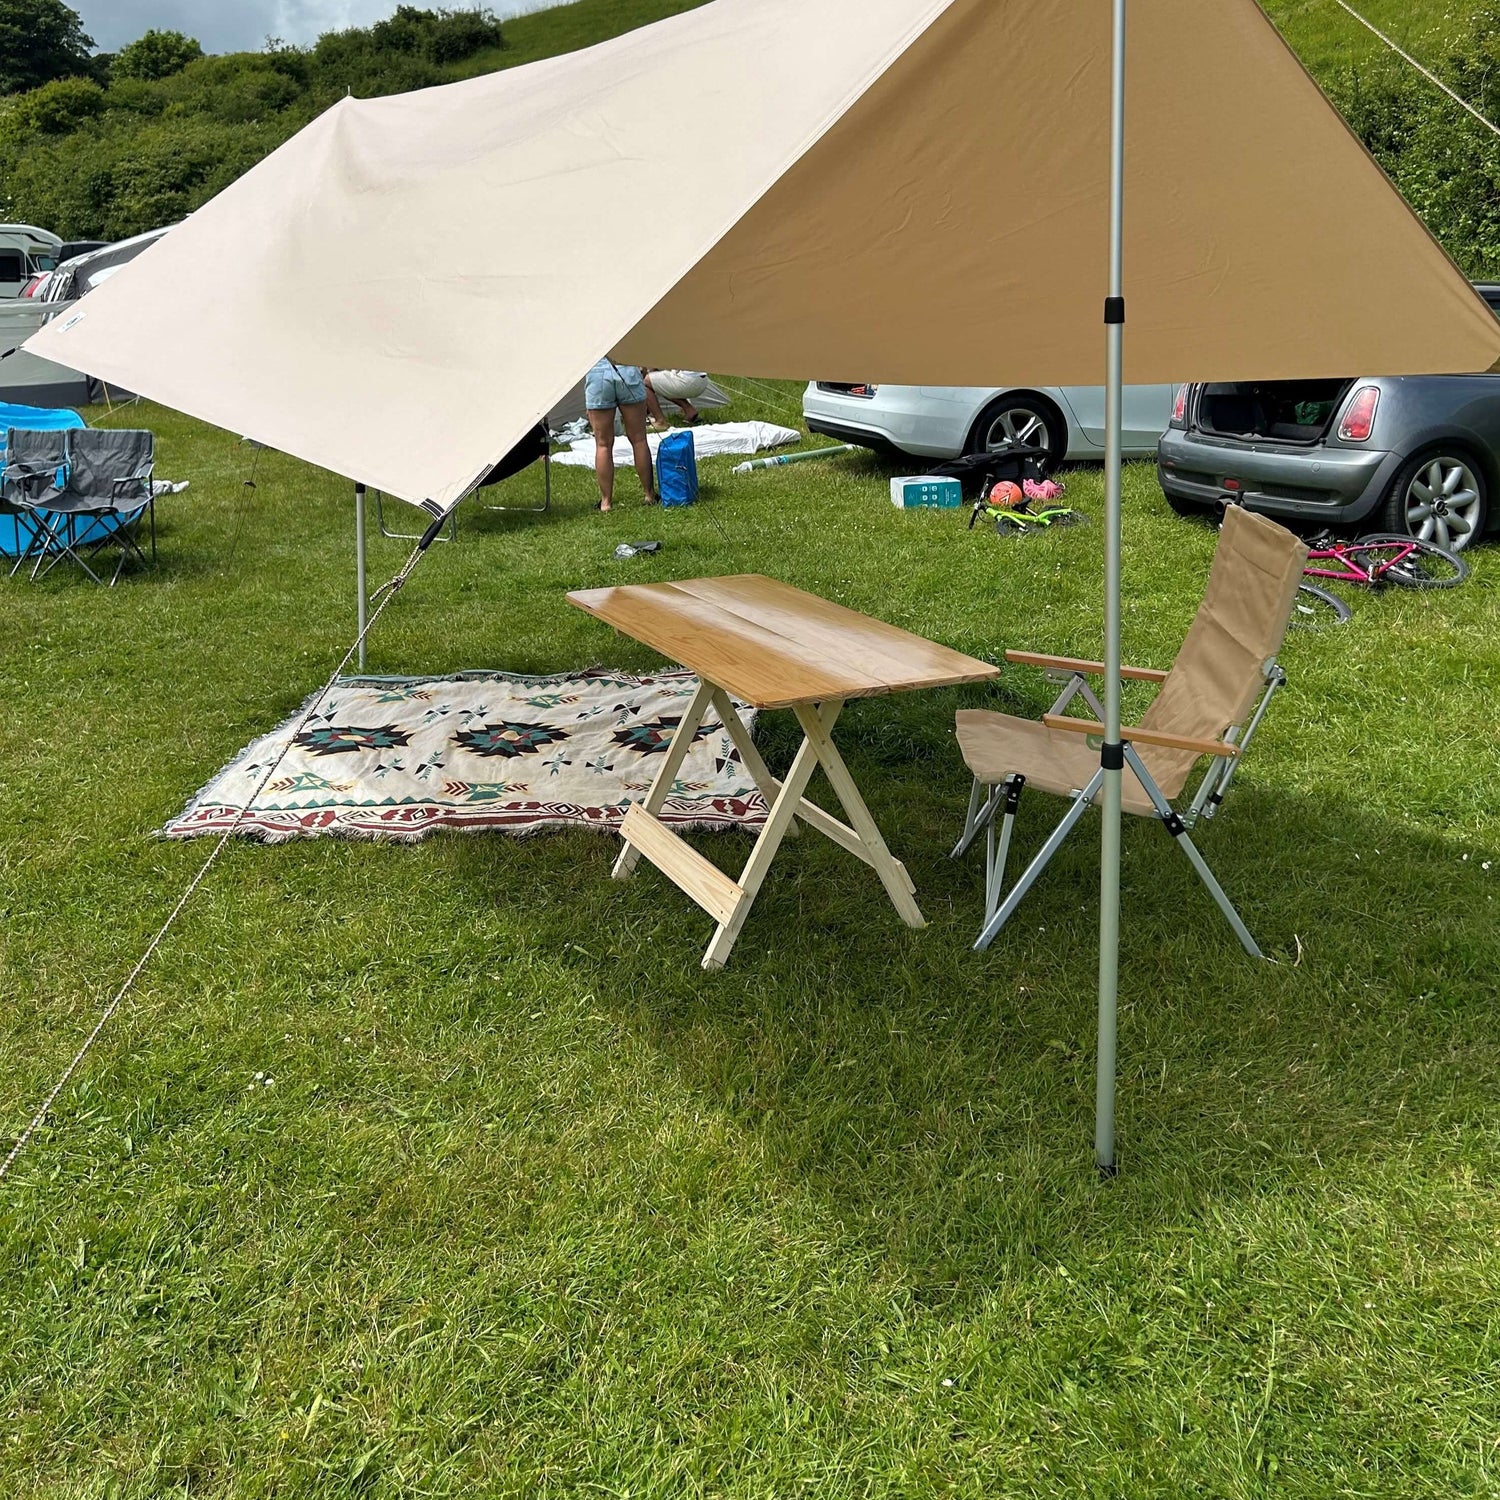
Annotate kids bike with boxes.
[1290,530,1467,628]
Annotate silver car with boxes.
[1157,285,1500,552]
[802,380,1175,469]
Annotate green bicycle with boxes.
[967,495,1088,536]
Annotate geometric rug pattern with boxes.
[162,668,768,842]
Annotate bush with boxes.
[9,74,103,133]
[1326,7,1500,278]
[113,29,204,83]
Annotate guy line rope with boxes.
[0,526,439,1185]
[1331,0,1500,140]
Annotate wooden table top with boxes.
[566,574,999,709]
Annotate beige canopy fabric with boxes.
[25,0,1500,513]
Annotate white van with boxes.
[0,225,63,299]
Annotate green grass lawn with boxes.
[2,383,1499,1496]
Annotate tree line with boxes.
[0,0,506,240]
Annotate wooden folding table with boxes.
[567,574,999,969]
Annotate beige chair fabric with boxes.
[956,712,1164,815]
[958,506,1308,810]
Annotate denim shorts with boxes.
[584,358,646,409]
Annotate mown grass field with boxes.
[2,378,1499,1496]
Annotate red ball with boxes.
[988,480,1024,509]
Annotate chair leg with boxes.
[952,778,1010,860]
[952,779,985,857]
[1160,815,1264,959]
[974,769,1102,951]
[9,516,44,579]
[1115,742,1266,961]
[37,515,105,586]
[984,776,1025,921]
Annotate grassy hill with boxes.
[1261,0,1482,74]
[0,1,711,242]
[0,0,1497,269]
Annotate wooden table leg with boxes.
[792,701,925,930]
[706,686,797,837]
[613,676,717,880]
[701,706,832,971]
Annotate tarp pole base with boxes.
[355,482,368,671]
[1096,0,1128,1177]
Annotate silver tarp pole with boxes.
[355,482,368,670]
[1096,0,1128,1174]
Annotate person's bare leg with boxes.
[644,377,669,430]
[587,406,616,511]
[671,395,700,424]
[619,401,657,503]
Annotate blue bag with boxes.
[656,429,698,507]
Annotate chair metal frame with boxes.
[953,653,1286,959]
[29,497,157,586]
[476,439,550,515]
[372,424,551,538]
[1,494,49,579]
[373,487,458,543]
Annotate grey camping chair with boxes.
[3,426,156,585]
[951,505,1308,959]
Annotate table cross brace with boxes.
[613,683,925,969]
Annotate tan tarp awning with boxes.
[26,0,1500,513]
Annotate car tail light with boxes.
[1170,383,1189,426]
[1338,386,1380,442]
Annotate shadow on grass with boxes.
[441,695,1499,1303]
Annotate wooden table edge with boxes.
[565,585,1002,709]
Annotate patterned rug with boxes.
[163,669,769,842]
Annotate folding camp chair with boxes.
[371,423,551,540]
[3,427,157,586]
[952,504,1308,958]
[474,421,551,514]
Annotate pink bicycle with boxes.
[1292,530,1467,627]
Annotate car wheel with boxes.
[1162,487,1215,520]
[967,395,1063,473]
[1380,450,1487,553]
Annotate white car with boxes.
[802,380,1177,469]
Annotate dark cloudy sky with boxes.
[74,0,547,54]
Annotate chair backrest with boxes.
[67,428,154,508]
[2,426,153,513]
[1137,504,1308,798]
[2,427,69,507]
[0,402,85,462]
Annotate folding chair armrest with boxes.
[1041,714,1239,758]
[1006,650,1168,683]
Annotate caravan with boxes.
[0,226,63,300]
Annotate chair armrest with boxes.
[1006,650,1169,683]
[1041,714,1239,758]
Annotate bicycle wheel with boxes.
[1290,582,1352,629]
[1351,533,1468,589]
